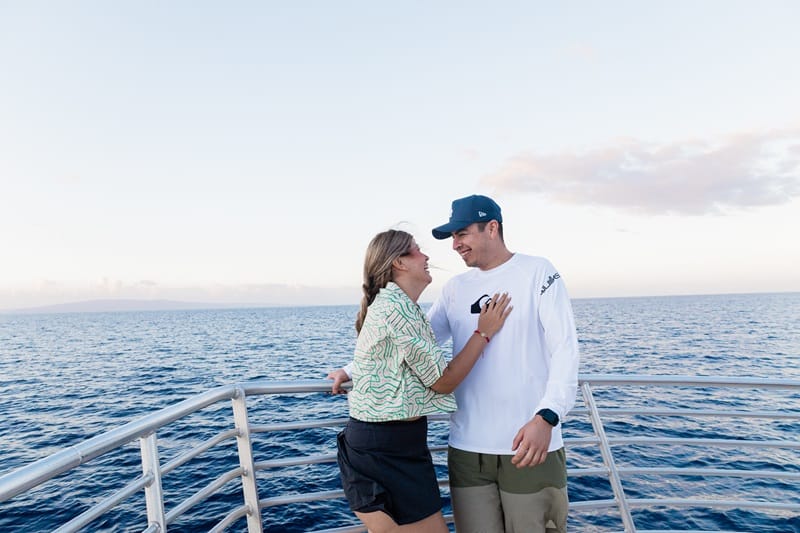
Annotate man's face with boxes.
[450,222,489,268]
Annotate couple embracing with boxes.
[328,194,581,533]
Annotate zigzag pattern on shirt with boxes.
[349,283,456,421]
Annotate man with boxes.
[329,194,580,532]
[427,194,580,533]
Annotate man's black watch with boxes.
[536,408,559,427]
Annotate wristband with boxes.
[473,329,490,343]
[536,408,559,426]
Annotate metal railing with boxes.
[1,375,798,532]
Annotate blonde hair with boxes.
[355,229,414,333]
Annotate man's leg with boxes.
[497,448,569,533]
[499,487,568,533]
[447,446,504,533]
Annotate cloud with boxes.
[483,129,800,215]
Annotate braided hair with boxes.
[355,229,414,333]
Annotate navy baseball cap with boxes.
[432,195,503,240]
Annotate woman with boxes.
[334,229,512,532]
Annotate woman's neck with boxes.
[392,278,425,303]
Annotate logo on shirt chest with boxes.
[470,294,492,314]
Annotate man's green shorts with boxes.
[447,446,568,533]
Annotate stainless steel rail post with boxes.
[140,432,166,532]
[231,386,263,533]
[581,381,637,533]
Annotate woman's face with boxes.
[401,239,432,285]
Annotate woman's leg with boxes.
[354,510,448,533]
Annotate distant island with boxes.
[0,286,372,314]
[0,285,371,314]
[2,299,266,314]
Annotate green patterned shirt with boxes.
[348,282,457,421]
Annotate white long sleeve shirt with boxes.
[427,253,580,454]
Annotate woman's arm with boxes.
[430,292,512,394]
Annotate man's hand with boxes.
[326,368,350,395]
[510,415,553,468]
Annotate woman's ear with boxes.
[391,257,407,272]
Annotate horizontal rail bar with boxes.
[260,488,346,509]
[617,467,800,480]
[571,407,799,419]
[627,498,800,511]
[569,498,619,510]
[635,530,741,533]
[208,504,249,533]
[254,447,455,472]
[161,428,239,476]
[165,467,243,524]
[606,437,799,448]
[313,525,366,533]
[256,452,337,470]
[566,465,800,480]
[574,374,800,388]
[52,473,153,533]
[563,437,602,445]
[250,417,350,433]
[569,467,613,476]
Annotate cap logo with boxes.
[478,210,487,217]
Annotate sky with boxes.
[1,1,799,310]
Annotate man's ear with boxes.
[488,220,499,237]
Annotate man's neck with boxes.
[479,248,514,271]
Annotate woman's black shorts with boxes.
[336,416,442,525]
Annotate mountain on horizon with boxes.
[2,298,271,314]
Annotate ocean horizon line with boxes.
[2,290,798,316]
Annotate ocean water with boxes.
[0,292,798,532]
